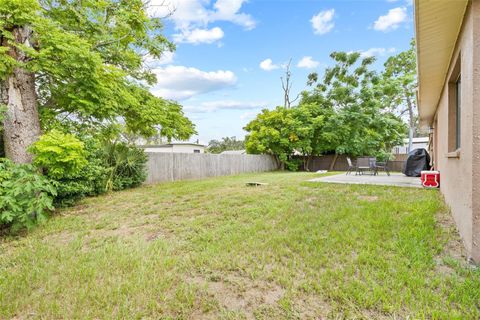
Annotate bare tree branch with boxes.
[281,59,294,108]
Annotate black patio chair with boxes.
[355,157,372,175]
[374,160,390,176]
[346,157,355,175]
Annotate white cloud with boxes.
[373,7,408,32]
[173,27,224,44]
[211,0,256,30]
[297,56,320,69]
[359,47,396,57]
[148,0,209,29]
[184,100,263,113]
[259,58,279,71]
[311,9,335,35]
[148,0,256,39]
[151,66,237,100]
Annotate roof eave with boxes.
[415,0,468,127]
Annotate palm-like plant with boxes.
[102,142,147,191]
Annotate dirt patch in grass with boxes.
[188,270,332,318]
[437,212,467,259]
[56,204,90,217]
[357,195,379,202]
[434,208,470,274]
[104,225,147,237]
[145,230,173,242]
[188,273,285,318]
[82,223,169,245]
[41,231,77,246]
[293,294,331,319]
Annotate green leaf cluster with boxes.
[43,137,109,207]
[27,131,147,206]
[121,87,196,142]
[305,51,407,158]
[29,130,88,179]
[245,106,315,170]
[0,158,56,231]
[0,0,195,146]
[381,39,418,135]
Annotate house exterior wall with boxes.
[143,147,173,153]
[171,144,205,153]
[433,1,480,261]
[471,0,480,262]
[142,144,205,153]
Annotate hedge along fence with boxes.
[145,153,280,184]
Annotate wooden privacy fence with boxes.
[145,153,279,184]
[296,154,406,172]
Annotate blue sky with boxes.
[148,0,414,144]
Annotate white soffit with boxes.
[415,0,468,125]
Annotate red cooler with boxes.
[421,170,440,188]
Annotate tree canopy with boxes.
[0,0,195,162]
[381,40,418,149]
[244,106,305,170]
[207,137,245,154]
[245,51,407,170]
[306,52,406,157]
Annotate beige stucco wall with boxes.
[433,1,480,261]
[471,0,480,262]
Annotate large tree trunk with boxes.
[0,26,41,163]
[329,153,339,171]
[274,155,284,171]
[304,155,312,172]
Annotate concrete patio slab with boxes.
[309,172,422,188]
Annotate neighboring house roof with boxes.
[220,150,246,155]
[415,0,468,126]
[139,145,171,149]
[393,137,430,154]
[403,137,429,144]
[139,143,206,148]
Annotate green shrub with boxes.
[102,142,147,191]
[28,131,108,206]
[53,141,147,205]
[52,156,109,207]
[28,132,147,207]
[29,130,88,179]
[40,137,109,207]
[0,159,57,231]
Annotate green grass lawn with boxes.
[1,172,479,319]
